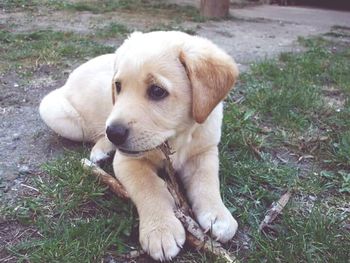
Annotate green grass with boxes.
[324,25,350,39]
[95,22,131,38]
[1,36,349,262]
[0,0,44,10]
[61,0,140,13]
[216,37,350,262]
[0,29,115,75]
[0,20,197,77]
[148,22,197,35]
[241,46,323,129]
[248,205,349,262]
[61,0,205,22]
[0,0,68,12]
[0,1,203,75]
[1,0,205,22]
[10,216,128,262]
[1,151,134,262]
[238,37,350,169]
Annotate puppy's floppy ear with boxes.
[179,37,238,123]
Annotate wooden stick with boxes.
[81,158,128,199]
[158,142,192,215]
[81,155,237,262]
[158,143,237,262]
[175,210,237,263]
[122,249,146,260]
[259,190,292,231]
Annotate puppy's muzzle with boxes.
[106,123,129,146]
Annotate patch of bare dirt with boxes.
[0,220,40,262]
[0,66,87,203]
[0,9,196,35]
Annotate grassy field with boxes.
[0,0,204,22]
[220,37,350,262]
[0,1,349,262]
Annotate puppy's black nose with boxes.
[106,123,129,146]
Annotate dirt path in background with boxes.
[1,4,350,202]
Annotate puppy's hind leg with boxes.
[39,88,87,142]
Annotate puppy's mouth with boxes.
[117,142,167,157]
[118,148,149,157]
[118,145,162,157]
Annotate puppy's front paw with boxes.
[140,214,185,261]
[90,139,116,166]
[195,204,238,243]
[90,148,114,165]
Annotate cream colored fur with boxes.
[39,31,239,261]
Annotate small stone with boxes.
[104,255,117,263]
[13,133,20,141]
[39,64,52,74]
[3,185,10,193]
[309,195,317,201]
[19,165,30,175]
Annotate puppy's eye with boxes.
[115,81,121,94]
[147,85,169,100]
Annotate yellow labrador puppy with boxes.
[40,31,238,261]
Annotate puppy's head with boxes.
[106,31,238,156]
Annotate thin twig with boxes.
[158,142,192,215]
[20,183,40,193]
[249,143,263,161]
[259,190,292,231]
[122,249,146,260]
[81,159,128,199]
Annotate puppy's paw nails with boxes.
[140,216,185,261]
[196,206,238,243]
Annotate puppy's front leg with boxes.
[90,136,116,165]
[113,153,185,261]
[182,146,238,242]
